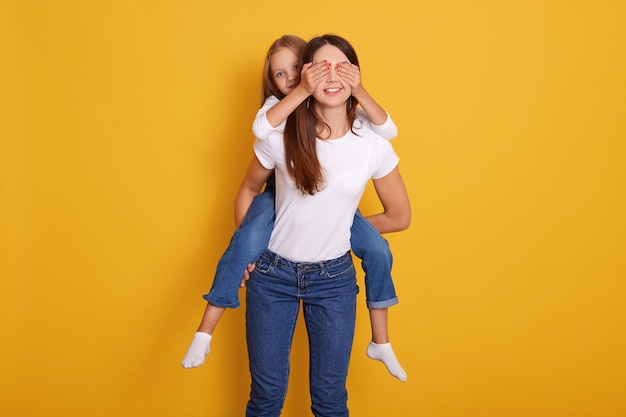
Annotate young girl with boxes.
[182,35,406,381]
[242,34,410,415]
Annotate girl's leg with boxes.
[366,309,406,382]
[181,305,225,368]
[205,179,275,309]
[369,307,389,344]
[350,209,407,381]
[182,182,275,368]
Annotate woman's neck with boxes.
[315,106,350,140]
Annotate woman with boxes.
[237,35,410,417]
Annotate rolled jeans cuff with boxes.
[203,293,240,309]
[367,296,399,309]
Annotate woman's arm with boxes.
[366,166,411,233]
[234,155,274,228]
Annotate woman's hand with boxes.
[239,263,256,288]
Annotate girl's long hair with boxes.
[284,34,360,195]
[261,35,307,105]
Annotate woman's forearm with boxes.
[365,211,411,234]
[369,166,411,234]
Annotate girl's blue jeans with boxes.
[203,179,398,309]
[245,250,357,417]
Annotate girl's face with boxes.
[311,44,352,108]
[270,47,301,96]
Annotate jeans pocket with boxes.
[324,262,355,279]
[254,257,274,274]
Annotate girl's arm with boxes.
[234,155,274,228]
[253,62,330,139]
[263,84,310,129]
[338,63,398,139]
[265,61,329,127]
[252,96,281,139]
[356,108,398,140]
[367,166,411,233]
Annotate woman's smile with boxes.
[324,87,343,95]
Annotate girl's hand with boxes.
[300,61,330,94]
[239,263,255,288]
[336,63,362,96]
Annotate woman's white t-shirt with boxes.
[254,124,399,263]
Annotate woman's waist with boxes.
[258,249,352,271]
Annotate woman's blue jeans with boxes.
[245,250,358,417]
[203,180,397,309]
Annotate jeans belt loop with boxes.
[318,261,327,277]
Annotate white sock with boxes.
[366,341,407,382]
[181,332,212,368]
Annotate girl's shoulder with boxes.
[261,95,281,108]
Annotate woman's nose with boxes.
[326,65,339,81]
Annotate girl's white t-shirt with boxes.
[254,125,399,263]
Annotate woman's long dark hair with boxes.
[284,35,360,195]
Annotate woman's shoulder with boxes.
[348,125,396,158]
[351,122,387,143]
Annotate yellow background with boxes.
[1,1,625,416]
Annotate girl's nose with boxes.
[288,70,298,81]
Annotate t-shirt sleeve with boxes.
[252,96,283,140]
[372,137,400,179]
[356,109,398,141]
[253,136,277,170]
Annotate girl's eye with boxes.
[276,72,284,78]
[293,65,299,70]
